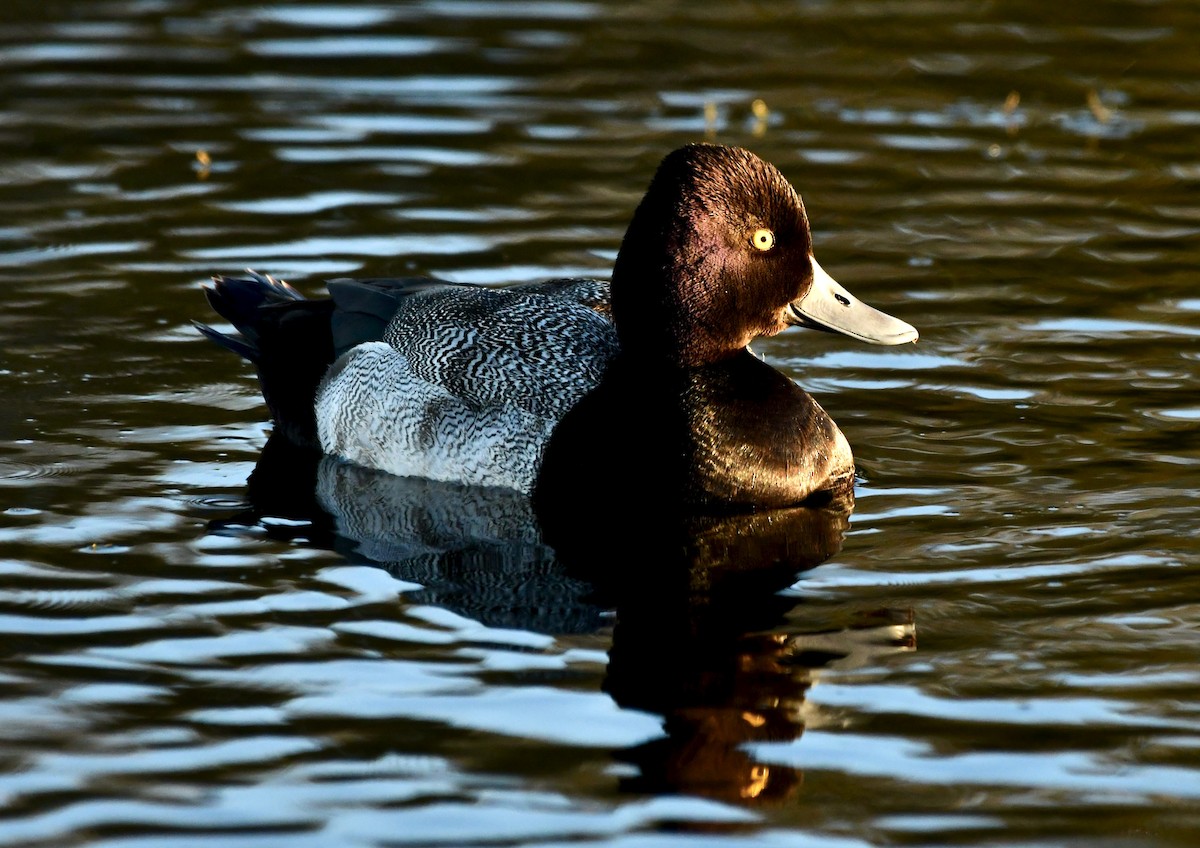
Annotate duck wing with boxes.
[316,278,619,491]
[329,277,616,420]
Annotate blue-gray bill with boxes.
[786,256,919,345]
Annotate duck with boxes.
[197,143,917,513]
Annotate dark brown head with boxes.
[611,144,916,367]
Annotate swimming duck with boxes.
[198,144,917,511]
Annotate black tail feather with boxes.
[196,271,305,362]
[192,319,259,361]
[197,271,335,449]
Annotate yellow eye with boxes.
[751,228,775,251]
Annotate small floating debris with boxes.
[1002,90,1021,138]
[195,149,212,179]
[1086,89,1112,124]
[751,97,769,137]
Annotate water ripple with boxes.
[2,1,1199,845]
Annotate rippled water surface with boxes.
[2,1,1199,845]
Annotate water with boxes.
[1,1,1198,845]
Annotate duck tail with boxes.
[196,271,335,449]
[194,271,304,363]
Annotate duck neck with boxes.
[610,223,749,369]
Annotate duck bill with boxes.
[785,256,919,345]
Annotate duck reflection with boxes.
[551,497,859,804]
[229,435,605,634]
[221,435,915,805]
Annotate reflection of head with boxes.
[622,716,805,804]
[613,638,813,805]
[607,578,919,807]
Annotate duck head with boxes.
[611,144,917,367]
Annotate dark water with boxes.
[2,1,1199,845]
